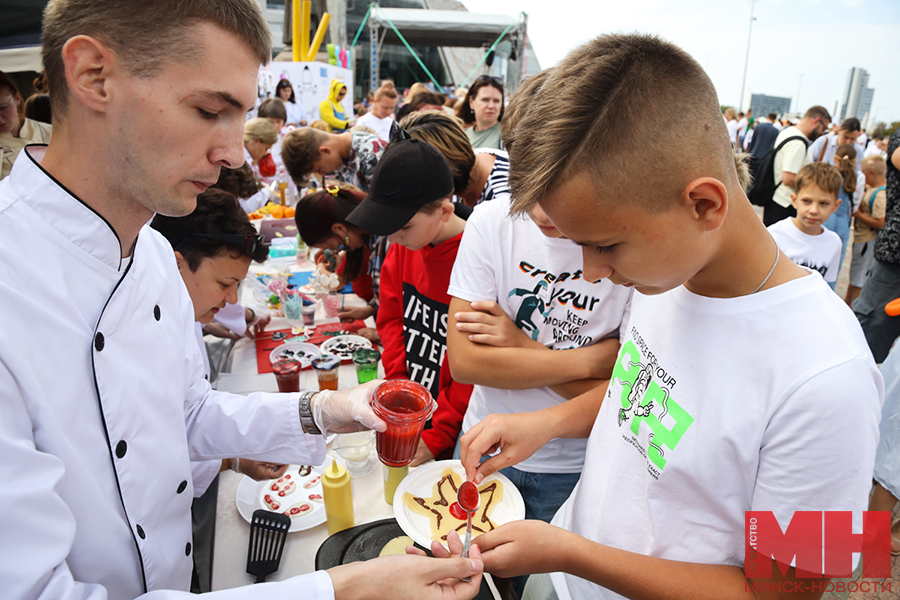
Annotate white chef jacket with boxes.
[0,146,334,600]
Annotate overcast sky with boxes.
[462,0,900,127]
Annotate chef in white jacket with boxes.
[0,1,483,599]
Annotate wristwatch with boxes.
[299,391,322,435]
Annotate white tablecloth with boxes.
[211,301,397,590]
[209,275,499,597]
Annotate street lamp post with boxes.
[739,0,758,113]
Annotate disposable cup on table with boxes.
[352,348,381,384]
[283,294,302,320]
[371,380,435,468]
[271,358,301,393]
[311,355,341,391]
[301,300,317,327]
[322,292,340,318]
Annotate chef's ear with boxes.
[61,35,117,114]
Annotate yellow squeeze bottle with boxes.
[322,459,354,535]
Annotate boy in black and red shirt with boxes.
[347,139,473,464]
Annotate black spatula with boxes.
[246,509,291,583]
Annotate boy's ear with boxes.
[173,250,187,272]
[682,178,727,232]
[790,193,798,209]
[318,145,331,157]
[61,35,116,114]
[440,198,454,220]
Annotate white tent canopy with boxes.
[0,45,42,73]
[369,7,523,48]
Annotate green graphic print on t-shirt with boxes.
[609,327,695,480]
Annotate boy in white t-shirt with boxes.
[457,34,882,600]
[447,195,633,524]
[767,162,843,285]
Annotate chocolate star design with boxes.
[403,468,504,542]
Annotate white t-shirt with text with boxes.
[550,275,882,599]
[768,217,842,283]
[448,197,633,473]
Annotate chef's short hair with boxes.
[151,188,268,270]
[41,0,271,120]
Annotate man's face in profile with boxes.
[106,22,259,218]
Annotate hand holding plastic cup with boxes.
[370,380,435,468]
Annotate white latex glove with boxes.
[311,380,387,435]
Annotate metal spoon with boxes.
[457,481,480,582]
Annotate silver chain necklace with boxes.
[751,244,780,294]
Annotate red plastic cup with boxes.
[271,358,301,392]
[371,380,435,467]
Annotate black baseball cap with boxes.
[346,139,454,236]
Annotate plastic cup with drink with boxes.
[353,348,381,384]
[311,355,341,391]
[271,358,301,393]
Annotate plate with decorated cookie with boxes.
[393,460,525,549]
[235,464,327,533]
[320,335,373,362]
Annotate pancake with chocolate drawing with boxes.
[403,468,503,543]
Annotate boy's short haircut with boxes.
[281,127,330,182]
[258,98,287,122]
[795,162,842,199]
[803,105,832,122]
[509,33,737,215]
[840,117,861,133]
[417,196,453,215]
[501,69,552,151]
[151,188,269,270]
[862,155,887,177]
[768,112,778,121]
[399,111,474,196]
[213,163,262,198]
[41,0,271,120]
[243,117,277,145]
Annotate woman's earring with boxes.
[345,236,350,245]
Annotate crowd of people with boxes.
[1,1,898,600]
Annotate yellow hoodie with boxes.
[319,79,349,133]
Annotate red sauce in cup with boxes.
[371,380,434,467]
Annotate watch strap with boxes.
[299,391,322,435]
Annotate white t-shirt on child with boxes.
[550,275,882,600]
[448,196,633,473]
[767,217,842,283]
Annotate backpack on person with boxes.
[746,136,809,207]
[867,185,886,214]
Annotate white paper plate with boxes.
[320,334,373,362]
[392,460,525,549]
[235,464,327,533]
[269,342,321,368]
